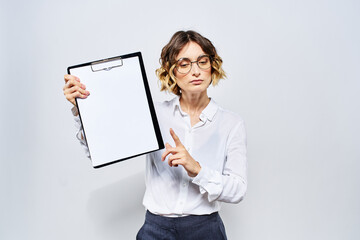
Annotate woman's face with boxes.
[174,41,212,95]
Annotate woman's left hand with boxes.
[161,128,201,177]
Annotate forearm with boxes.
[73,107,91,159]
[192,165,247,203]
[192,120,247,203]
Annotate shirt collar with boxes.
[171,96,218,122]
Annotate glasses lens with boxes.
[176,58,191,74]
[197,56,211,70]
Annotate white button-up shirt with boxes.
[73,96,247,216]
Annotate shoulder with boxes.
[154,97,177,112]
[216,104,245,127]
[215,105,247,143]
[154,99,173,109]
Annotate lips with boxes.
[190,79,203,84]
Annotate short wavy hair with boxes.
[156,30,226,95]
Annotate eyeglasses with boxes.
[175,55,212,74]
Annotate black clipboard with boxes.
[67,52,164,168]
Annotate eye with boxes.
[198,57,209,64]
[198,57,210,67]
[177,59,191,68]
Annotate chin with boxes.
[184,86,208,95]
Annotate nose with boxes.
[191,62,201,76]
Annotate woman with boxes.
[63,30,247,240]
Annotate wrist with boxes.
[71,106,79,116]
[191,161,201,177]
[196,161,201,172]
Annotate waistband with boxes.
[145,210,220,229]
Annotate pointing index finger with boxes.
[170,128,183,147]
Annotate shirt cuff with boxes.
[191,165,223,197]
[192,165,205,183]
[191,165,209,194]
[73,111,81,126]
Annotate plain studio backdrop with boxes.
[1,0,359,239]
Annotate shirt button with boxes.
[183,182,187,187]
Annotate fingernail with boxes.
[81,84,85,89]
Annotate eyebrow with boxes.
[176,54,208,61]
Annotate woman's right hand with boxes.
[63,74,90,106]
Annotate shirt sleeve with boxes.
[192,120,247,203]
[72,106,91,159]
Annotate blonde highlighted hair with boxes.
[156,30,226,96]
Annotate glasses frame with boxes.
[174,54,212,74]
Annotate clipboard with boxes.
[67,52,164,168]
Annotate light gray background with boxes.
[1,0,359,239]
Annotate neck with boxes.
[179,91,210,115]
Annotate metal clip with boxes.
[91,57,123,72]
